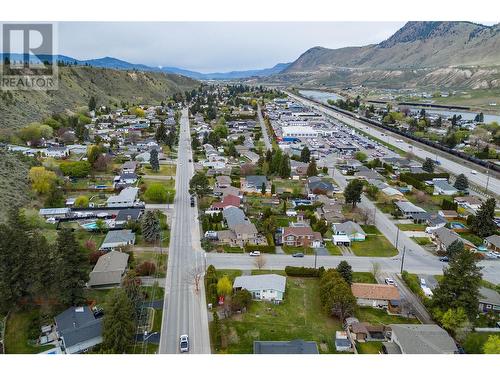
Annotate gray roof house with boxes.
[478,287,500,314]
[253,339,319,354]
[484,234,500,251]
[233,274,286,302]
[88,251,129,288]
[433,180,458,196]
[394,201,426,218]
[54,306,102,354]
[222,206,249,230]
[243,175,268,192]
[100,229,136,251]
[333,221,366,241]
[106,187,139,208]
[307,176,336,195]
[431,227,476,251]
[384,324,457,354]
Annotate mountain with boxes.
[277,21,500,89]
[1,54,290,80]
[0,65,198,131]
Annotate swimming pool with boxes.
[82,222,98,230]
[449,222,466,229]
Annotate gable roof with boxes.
[485,234,500,248]
[101,229,136,245]
[283,226,315,238]
[55,306,102,349]
[245,175,267,188]
[390,324,457,354]
[479,287,500,306]
[212,194,241,209]
[351,283,400,301]
[432,227,475,249]
[233,274,286,293]
[253,340,318,354]
[334,221,365,236]
[233,222,258,236]
[88,251,129,287]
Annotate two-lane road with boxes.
[159,109,210,354]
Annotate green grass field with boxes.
[325,241,342,255]
[4,310,54,354]
[357,341,383,354]
[350,235,398,257]
[356,307,419,325]
[397,223,427,231]
[352,272,377,284]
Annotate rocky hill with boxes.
[0,65,198,131]
[277,21,500,89]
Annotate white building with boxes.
[282,126,317,138]
[106,187,139,207]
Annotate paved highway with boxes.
[257,104,272,151]
[287,91,500,197]
[159,109,210,354]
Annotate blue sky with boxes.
[58,22,407,72]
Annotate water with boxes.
[406,106,500,124]
[299,89,345,104]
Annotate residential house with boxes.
[433,180,458,196]
[242,175,269,193]
[233,223,260,246]
[233,274,286,302]
[253,340,318,354]
[210,194,241,212]
[54,306,102,354]
[106,187,139,208]
[484,234,500,252]
[290,160,309,177]
[383,324,457,354]
[412,212,447,232]
[215,175,232,188]
[45,146,69,158]
[307,176,336,196]
[114,172,138,187]
[431,227,476,252]
[315,200,344,224]
[99,229,136,251]
[88,251,129,288]
[351,283,401,313]
[478,287,500,314]
[222,206,248,229]
[114,208,143,228]
[394,200,426,218]
[242,150,260,164]
[121,161,138,174]
[39,208,71,219]
[213,185,242,198]
[335,331,352,352]
[355,166,385,181]
[332,221,366,243]
[437,210,458,219]
[282,226,322,248]
[454,196,482,212]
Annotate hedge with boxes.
[285,266,322,277]
[244,244,276,253]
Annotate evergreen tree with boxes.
[470,198,497,238]
[44,183,65,208]
[422,158,435,173]
[155,123,167,144]
[446,239,464,259]
[88,96,97,111]
[261,182,266,195]
[432,246,482,320]
[53,229,89,306]
[279,154,291,178]
[141,210,161,244]
[189,172,211,197]
[344,179,364,208]
[102,288,136,353]
[150,148,159,172]
[212,310,222,350]
[336,261,353,285]
[307,158,318,177]
[123,271,144,322]
[454,173,469,191]
[300,146,311,163]
[319,269,356,322]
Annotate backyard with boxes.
[4,309,55,354]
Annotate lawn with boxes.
[142,164,176,176]
[282,245,315,255]
[412,237,432,246]
[357,341,383,354]
[375,202,394,214]
[397,223,427,231]
[350,235,398,257]
[325,241,342,255]
[459,232,484,246]
[152,308,163,333]
[352,272,376,284]
[4,310,54,354]
[356,307,419,325]
[132,251,168,278]
[361,225,380,235]
[85,288,112,306]
[212,276,342,354]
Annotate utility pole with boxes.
[314,249,318,269]
[400,246,406,274]
[485,166,490,195]
[395,226,400,250]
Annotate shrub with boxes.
[285,266,321,277]
[89,250,105,265]
[144,183,168,203]
[230,289,252,312]
[136,261,156,276]
[59,161,91,178]
[244,244,275,253]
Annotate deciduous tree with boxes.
[344,179,364,208]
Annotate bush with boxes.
[59,161,91,178]
[136,261,156,276]
[144,183,168,203]
[244,244,275,253]
[230,289,252,312]
[89,250,105,265]
[285,266,321,277]
[401,271,426,300]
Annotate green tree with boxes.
[446,239,464,259]
[483,335,500,354]
[87,145,102,167]
[300,146,311,163]
[422,158,435,173]
[354,151,367,162]
[29,166,57,194]
[53,228,89,305]
[45,184,65,208]
[470,198,497,238]
[344,179,364,208]
[102,288,136,353]
[261,182,266,195]
[212,310,222,350]
[142,210,161,243]
[144,183,168,203]
[454,173,469,191]
[319,269,356,322]
[336,261,353,285]
[216,275,232,297]
[59,161,91,178]
[122,271,144,321]
[189,172,211,197]
[150,148,159,172]
[155,123,167,144]
[307,158,318,177]
[439,307,470,338]
[74,195,89,208]
[88,96,97,111]
[279,154,291,178]
[271,183,276,195]
[432,246,482,319]
[230,289,252,312]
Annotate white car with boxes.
[471,170,478,175]
[249,251,261,257]
[384,277,396,286]
[179,334,189,353]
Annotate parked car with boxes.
[292,252,304,258]
[179,334,189,353]
[439,256,449,262]
[249,251,261,257]
[384,277,396,286]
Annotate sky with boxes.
[57,22,407,73]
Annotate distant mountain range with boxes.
[274,21,500,89]
[0,53,290,80]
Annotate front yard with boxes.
[350,234,398,257]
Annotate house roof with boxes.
[101,230,135,246]
[283,226,315,238]
[253,340,318,354]
[121,161,137,170]
[55,306,102,349]
[334,221,365,236]
[395,200,426,214]
[454,196,482,205]
[432,227,475,249]
[351,283,400,301]
[115,208,143,222]
[389,324,457,354]
[216,175,232,185]
[212,194,241,209]
[485,234,500,248]
[433,180,457,191]
[233,274,286,293]
[223,206,248,229]
[107,187,139,204]
[213,185,241,197]
[479,287,500,306]
[245,175,267,188]
[88,251,129,287]
[233,222,258,236]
